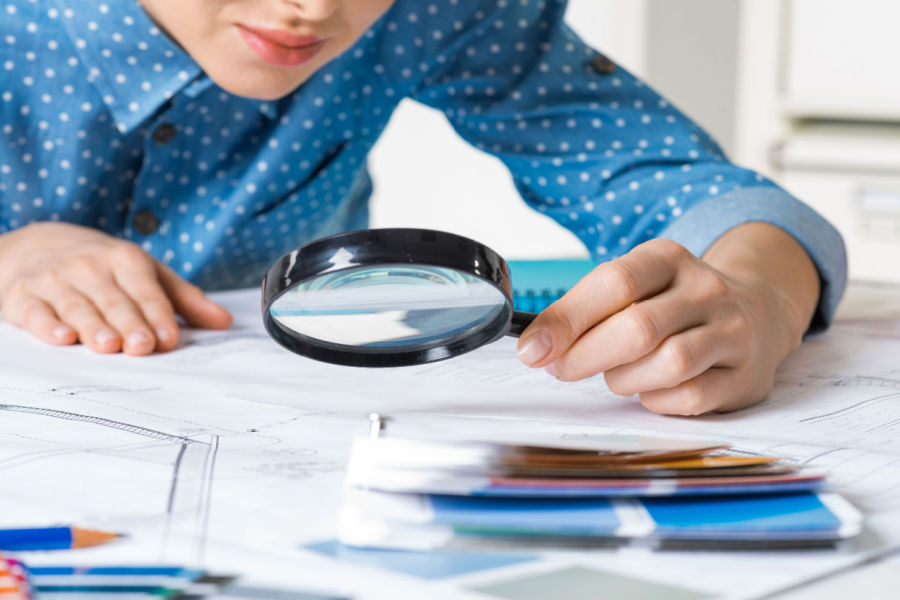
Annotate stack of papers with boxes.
[337,434,863,551]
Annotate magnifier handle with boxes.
[508,310,537,338]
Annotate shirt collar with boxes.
[54,0,203,133]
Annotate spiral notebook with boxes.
[507,259,596,313]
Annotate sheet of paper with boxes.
[0,285,899,599]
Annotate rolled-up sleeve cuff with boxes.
[658,186,847,334]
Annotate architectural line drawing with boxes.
[798,393,900,423]
[167,444,190,515]
[0,403,203,445]
[822,375,900,389]
[0,402,219,561]
[197,435,220,561]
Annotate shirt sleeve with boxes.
[375,0,846,333]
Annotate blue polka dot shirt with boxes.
[0,0,845,329]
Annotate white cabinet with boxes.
[783,0,900,121]
[778,124,900,283]
[737,0,900,283]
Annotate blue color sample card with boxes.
[306,540,536,580]
[643,493,844,538]
[431,495,620,534]
[408,492,860,542]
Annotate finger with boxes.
[155,262,232,330]
[62,265,157,356]
[638,366,752,416]
[36,280,123,353]
[548,293,706,381]
[604,326,731,395]
[517,239,688,368]
[4,292,78,346]
[112,260,179,352]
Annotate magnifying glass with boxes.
[261,228,537,367]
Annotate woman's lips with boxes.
[237,25,327,67]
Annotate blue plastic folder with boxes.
[507,259,595,313]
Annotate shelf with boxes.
[780,98,900,124]
[776,122,900,173]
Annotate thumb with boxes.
[155,262,233,330]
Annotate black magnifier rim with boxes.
[262,228,516,367]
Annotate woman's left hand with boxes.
[515,224,820,415]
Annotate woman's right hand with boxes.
[0,222,232,355]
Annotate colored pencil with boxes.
[29,567,200,577]
[0,528,121,551]
[0,554,32,600]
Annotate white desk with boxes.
[1,282,899,599]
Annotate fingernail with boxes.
[126,330,151,348]
[155,327,171,343]
[94,328,119,346]
[52,325,73,340]
[544,363,559,378]
[517,330,552,366]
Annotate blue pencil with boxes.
[0,527,121,551]
[34,585,176,594]
[29,566,208,591]
[29,567,201,577]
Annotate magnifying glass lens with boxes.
[262,228,536,367]
[270,264,507,348]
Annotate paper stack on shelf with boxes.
[337,434,862,551]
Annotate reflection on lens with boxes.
[270,265,505,348]
[301,265,471,292]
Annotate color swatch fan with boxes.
[338,428,861,551]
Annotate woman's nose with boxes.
[283,0,341,22]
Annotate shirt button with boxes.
[592,54,616,74]
[152,123,177,145]
[133,211,159,235]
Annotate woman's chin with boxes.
[205,64,309,101]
